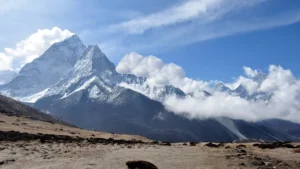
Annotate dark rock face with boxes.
[35,90,241,143]
[126,161,158,169]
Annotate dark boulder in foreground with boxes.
[126,160,158,169]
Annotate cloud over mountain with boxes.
[117,52,300,123]
[0,27,74,71]
[116,52,210,94]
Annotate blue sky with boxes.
[1,0,300,82]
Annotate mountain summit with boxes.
[0,35,86,99]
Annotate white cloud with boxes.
[0,27,74,71]
[164,65,300,123]
[117,53,300,123]
[243,66,258,77]
[226,76,259,95]
[112,0,224,34]
[0,53,11,71]
[116,53,209,94]
[259,65,296,93]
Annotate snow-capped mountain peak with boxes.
[42,45,119,100]
[215,82,231,92]
[253,72,267,84]
[79,45,116,73]
[232,84,248,98]
[0,34,86,98]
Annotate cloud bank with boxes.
[0,27,74,71]
[116,52,210,94]
[117,53,300,123]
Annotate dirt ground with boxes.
[1,142,300,169]
[1,113,300,169]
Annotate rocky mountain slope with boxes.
[0,94,71,126]
[0,70,17,85]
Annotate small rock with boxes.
[252,160,265,166]
[0,159,16,165]
[239,162,245,166]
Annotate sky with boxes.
[1,0,300,122]
[1,0,300,80]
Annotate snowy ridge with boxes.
[214,72,270,102]
[119,82,185,102]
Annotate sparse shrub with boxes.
[152,141,159,144]
[218,143,225,147]
[205,142,219,148]
[40,138,46,144]
[161,141,171,146]
[189,142,196,146]
[236,144,246,149]
[285,144,295,148]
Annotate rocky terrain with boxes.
[1,114,300,169]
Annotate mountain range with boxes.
[1,35,299,142]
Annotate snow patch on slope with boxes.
[18,88,50,103]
